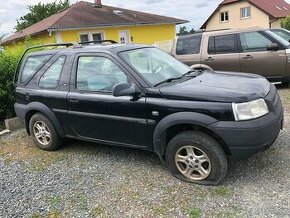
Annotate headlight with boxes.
[232,99,269,121]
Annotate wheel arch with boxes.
[24,102,65,137]
[153,112,231,160]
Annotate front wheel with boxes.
[166,131,228,185]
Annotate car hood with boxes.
[159,71,271,103]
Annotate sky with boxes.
[0,0,222,35]
[1,0,290,36]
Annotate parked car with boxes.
[269,28,290,42]
[171,28,290,86]
[14,42,283,185]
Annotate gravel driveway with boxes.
[0,87,290,218]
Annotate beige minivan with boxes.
[171,28,290,86]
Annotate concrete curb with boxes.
[4,117,25,131]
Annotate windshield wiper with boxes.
[182,69,204,77]
[154,77,182,87]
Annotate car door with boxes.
[67,53,148,148]
[201,34,240,72]
[238,31,287,78]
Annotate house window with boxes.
[79,32,104,44]
[80,34,89,43]
[220,12,229,22]
[92,33,103,44]
[241,7,251,19]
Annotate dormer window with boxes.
[220,11,229,22]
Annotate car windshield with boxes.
[269,29,290,42]
[119,47,191,86]
[265,30,290,47]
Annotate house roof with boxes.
[201,0,290,29]
[1,1,188,45]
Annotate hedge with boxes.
[0,38,43,122]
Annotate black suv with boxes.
[14,42,284,185]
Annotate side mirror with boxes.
[267,42,279,51]
[112,83,140,97]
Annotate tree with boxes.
[177,26,196,36]
[15,0,70,32]
[281,16,290,30]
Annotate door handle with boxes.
[204,57,214,61]
[69,99,79,103]
[242,55,253,60]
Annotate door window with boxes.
[39,56,66,89]
[176,34,202,55]
[239,32,272,52]
[208,34,238,54]
[77,56,128,92]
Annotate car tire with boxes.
[166,131,228,185]
[29,113,62,151]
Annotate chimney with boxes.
[94,0,102,7]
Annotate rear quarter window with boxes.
[20,55,51,84]
[176,34,202,55]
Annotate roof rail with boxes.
[78,40,117,45]
[13,42,80,87]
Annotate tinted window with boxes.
[39,56,66,89]
[176,34,202,55]
[77,56,128,92]
[21,55,51,83]
[208,34,237,54]
[239,32,272,52]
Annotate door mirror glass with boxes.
[112,83,140,97]
[267,42,279,51]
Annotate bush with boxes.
[0,49,22,121]
[0,37,44,122]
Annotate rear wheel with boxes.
[166,131,228,185]
[29,113,62,151]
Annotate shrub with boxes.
[0,50,22,121]
[0,37,44,122]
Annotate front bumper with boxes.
[208,87,283,160]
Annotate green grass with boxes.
[211,186,232,197]
[91,205,105,216]
[188,208,202,218]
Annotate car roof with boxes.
[177,27,269,39]
[26,43,153,57]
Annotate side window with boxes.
[20,55,51,83]
[39,56,66,89]
[77,56,128,92]
[176,34,202,55]
[239,32,272,52]
[208,34,237,54]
